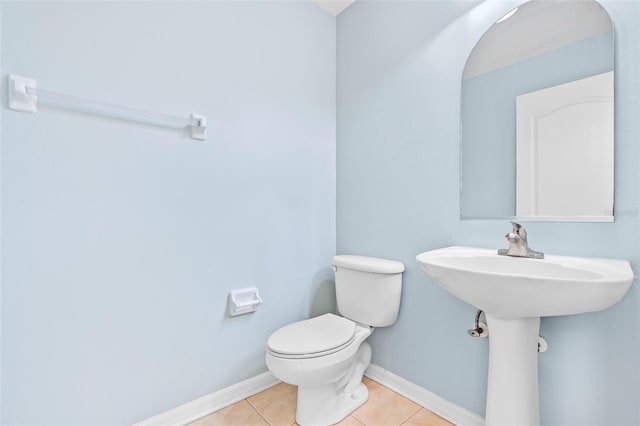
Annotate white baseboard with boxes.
[134,371,280,426]
[365,364,485,426]
[135,364,484,426]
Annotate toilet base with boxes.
[295,341,372,426]
[296,382,369,426]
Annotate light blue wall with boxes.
[3,1,639,425]
[337,0,639,424]
[0,4,3,423]
[1,2,335,424]
[462,32,614,217]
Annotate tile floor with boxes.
[188,377,455,426]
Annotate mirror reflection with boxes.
[460,0,614,221]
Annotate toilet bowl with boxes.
[265,255,404,426]
[266,314,373,425]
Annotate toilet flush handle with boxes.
[331,265,337,272]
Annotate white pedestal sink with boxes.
[416,246,633,426]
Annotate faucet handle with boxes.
[510,222,527,240]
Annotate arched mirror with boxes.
[460,0,614,222]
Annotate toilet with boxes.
[266,255,404,426]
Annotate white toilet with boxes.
[266,255,404,426]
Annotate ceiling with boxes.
[312,0,356,16]
[463,0,612,79]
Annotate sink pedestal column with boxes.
[484,314,541,426]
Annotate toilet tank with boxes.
[332,255,405,327]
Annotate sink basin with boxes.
[416,246,633,319]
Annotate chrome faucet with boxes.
[497,222,544,259]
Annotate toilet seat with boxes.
[268,313,356,359]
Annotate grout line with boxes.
[399,408,420,426]
[350,415,365,425]
[400,405,423,426]
[245,397,271,425]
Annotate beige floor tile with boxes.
[187,400,268,426]
[351,380,421,426]
[401,408,455,426]
[247,382,298,426]
[196,381,450,426]
[335,415,365,425]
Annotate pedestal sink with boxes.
[416,246,633,426]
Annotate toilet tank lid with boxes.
[332,255,405,274]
